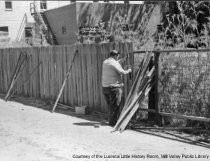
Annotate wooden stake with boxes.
[51,49,78,113]
[5,51,30,101]
[7,61,42,100]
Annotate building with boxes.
[43,2,160,45]
[0,1,159,47]
[0,0,70,45]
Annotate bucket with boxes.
[75,106,87,115]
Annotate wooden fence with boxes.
[0,42,133,113]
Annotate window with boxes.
[25,27,33,38]
[62,26,67,34]
[40,0,47,10]
[5,0,12,10]
[0,26,9,36]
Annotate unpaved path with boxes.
[0,98,209,161]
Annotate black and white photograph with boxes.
[0,0,209,160]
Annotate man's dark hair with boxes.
[110,50,120,57]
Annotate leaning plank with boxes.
[7,61,42,100]
[5,51,30,101]
[118,61,154,127]
[114,79,152,131]
[122,55,144,109]
[122,53,152,114]
[114,67,155,132]
[117,82,153,132]
[119,84,153,132]
[57,105,68,110]
[51,49,78,113]
[57,103,75,110]
[4,52,23,100]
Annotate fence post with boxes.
[154,51,162,125]
[148,55,155,121]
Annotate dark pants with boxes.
[102,87,123,126]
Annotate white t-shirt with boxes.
[102,57,129,87]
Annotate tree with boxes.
[158,1,210,48]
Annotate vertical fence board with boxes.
[32,47,37,97]
[63,46,68,104]
[59,46,64,103]
[75,45,81,106]
[69,45,77,105]
[0,50,2,92]
[48,47,52,101]
[43,47,47,98]
[55,46,60,101]
[87,44,94,108]
[53,46,58,101]
[67,45,73,105]
[66,46,72,105]
[62,46,67,104]
[80,45,86,106]
[92,44,97,110]
[52,46,56,101]
[99,44,108,113]
[39,47,44,99]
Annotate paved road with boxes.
[0,98,209,161]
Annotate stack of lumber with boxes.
[114,52,155,132]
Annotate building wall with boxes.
[0,1,34,41]
[0,0,70,42]
[44,4,77,45]
[35,1,70,12]
[43,2,148,45]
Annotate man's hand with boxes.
[120,83,124,87]
[127,68,132,73]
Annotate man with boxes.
[102,50,132,126]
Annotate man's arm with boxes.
[113,61,132,75]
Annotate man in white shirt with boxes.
[102,50,132,126]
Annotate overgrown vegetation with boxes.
[76,13,142,49]
[157,1,210,129]
[157,1,210,48]
[76,3,157,51]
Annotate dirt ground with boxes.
[0,96,209,161]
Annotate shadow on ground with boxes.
[0,94,109,128]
